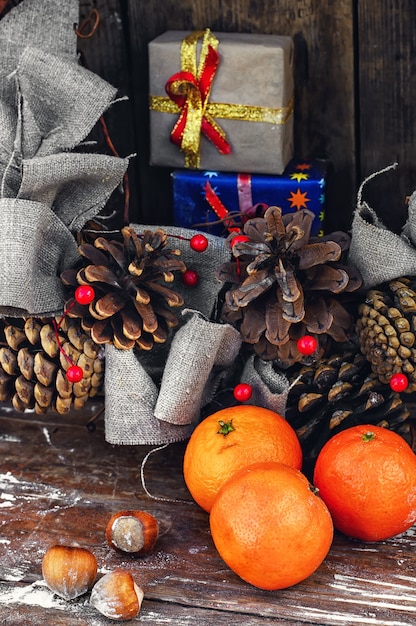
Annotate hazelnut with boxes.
[42,545,98,600]
[90,569,144,620]
[105,510,159,556]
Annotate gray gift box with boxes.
[149,30,294,175]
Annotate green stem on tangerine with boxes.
[217,419,235,436]
[362,431,376,442]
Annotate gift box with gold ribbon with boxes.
[171,160,327,237]
[149,29,294,175]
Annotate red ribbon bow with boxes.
[205,175,268,234]
[165,30,231,168]
[204,181,241,233]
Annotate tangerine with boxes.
[209,461,333,590]
[183,405,303,512]
[313,424,416,541]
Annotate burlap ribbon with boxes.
[240,356,290,417]
[0,0,129,317]
[155,312,241,424]
[349,163,416,289]
[104,224,243,445]
[105,313,242,445]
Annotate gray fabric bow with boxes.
[240,355,290,416]
[349,163,416,289]
[104,314,242,445]
[0,0,129,317]
[104,225,243,445]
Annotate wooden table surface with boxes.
[0,402,415,625]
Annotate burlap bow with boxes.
[104,225,242,445]
[240,355,290,417]
[0,0,129,317]
[349,163,416,289]
[104,313,242,445]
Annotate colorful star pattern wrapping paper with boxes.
[172,160,327,237]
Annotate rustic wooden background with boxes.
[77,0,416,235]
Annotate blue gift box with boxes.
[172,160,327,237]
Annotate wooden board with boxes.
[76,0,138,225]
[0,404,416,625]
[357,0,416,233]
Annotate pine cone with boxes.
[285,347,412,465]
[0,316,104,414]
[61,226,186,351]
[217,206,362,367]
[356,277,416,391]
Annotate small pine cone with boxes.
[61,226,186,352]
[356,277,416,391]
[0,316,104,415]
[285,347,412,464]
[217,206,362,368]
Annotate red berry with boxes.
[182,269,199,287]
[233,383,253,402]
[190,234,208,252]
[297,335,318,356]
[231,234,249,247]
[66,365,83,383]
[75,285,95,305]
[389,373,408,392]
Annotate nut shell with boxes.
[42,545,97,600]
[90,569,144,620]
[105,510,159,556]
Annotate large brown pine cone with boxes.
[356,277,416,391]
[216,206,362,367]
[61,226,186,352]
[285,347,412,465]
[0,316,104,414]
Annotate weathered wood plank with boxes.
[0,584,322,626]
[0,407,416,624]
[76,0,138,224]
[357,0,416,233]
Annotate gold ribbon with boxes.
[164,30,230,168]
[150,94,294,126]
